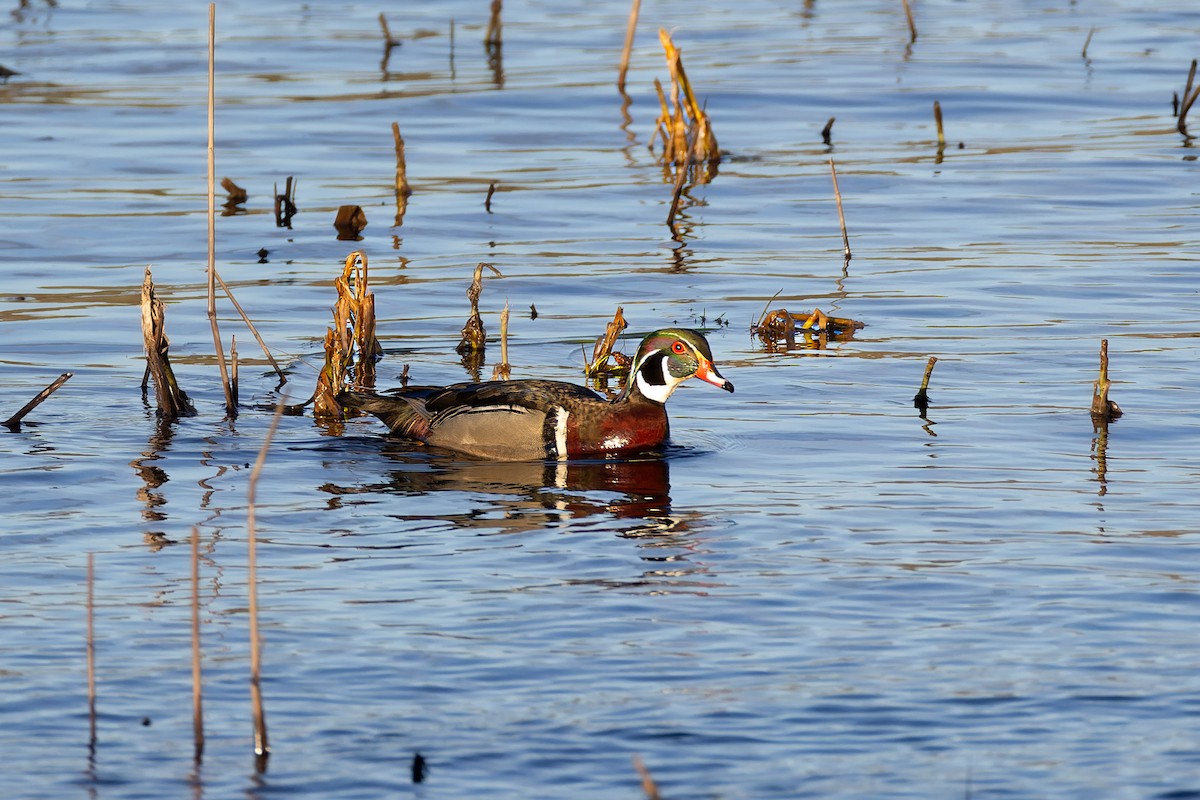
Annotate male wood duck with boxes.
[338,328,733,461]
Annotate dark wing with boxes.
[418,379,604,415]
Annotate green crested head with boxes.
[626,328,734,404]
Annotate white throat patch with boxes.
[635,367,681,405]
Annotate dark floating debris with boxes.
[752,304,864,351]
[333,205,367,240]
[411,752,427,784]
[821,116,836,146]
[256,248,269,263]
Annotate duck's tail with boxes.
[337,391,429,439]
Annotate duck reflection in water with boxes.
[327,442,697,539]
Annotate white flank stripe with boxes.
[554,408,569,459]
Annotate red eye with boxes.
[672,341,687,354]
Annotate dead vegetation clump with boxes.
[313,251,382,420]
[652,29,720,179]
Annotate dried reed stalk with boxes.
[617,0,642,91]
[379,12,399,48]
[246,397,286,767]
[485,181,497,213]
[1090,339,1122,421]
[191,527,205,763]
[829,157,851,262]
[485,0,502,48]
[901,0,917,42]
[1178,59,1200,137]
[491,301,512,380]
[392,122,411,226]
[207,4,235,415]
[653,29,720,170]
[141,268,196,420]
[457,262,502,354]
[584,307,630,378]
[933,100,946,150]
[273,177,298,227]
[2,372,72,431]
[315,252,382,419]
[1081,27,1096,59]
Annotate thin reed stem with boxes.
[191,528,205,763]
[3,372,72,431]
[829,157,851,262]
[246,398,286,766]
[87,553,97,753]
[206,4,234,415]
[213,270,285,384]
[617,0,641,91]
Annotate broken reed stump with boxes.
[652,28,720,177]
[913,355,938,415]
[314,251,382,420]
[141,268,196,421]
[3,372,73,431]
[273,177,298,228]
[821,117,836,146]
[491,301,512,381]
[933,100,946,150]
[392,122,411,226]
[1090,338,1122,422]
[457,262,503,356]
[1081,27,1096,60]
[1177,59,1200,138]
[584,306,631,379]
[220,177,247,214]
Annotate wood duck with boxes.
[338,328,733,461]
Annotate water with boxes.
[3,1,1200,797]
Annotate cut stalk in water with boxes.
[491,301,512,381]
[86,553,97,756]
[1090,339,1122,422]
[1177,59,1200,137]
[913,355,938,413]
[3,372,72,431]
[933,100,946,150]
[141,268,196,420]
[1082,27,1096,59]
[485,0,502,49]
[821,117,835,146]
[632,755,662,800]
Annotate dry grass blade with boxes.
[3,371,72,431]
[315,252,382,420]
[457,262,503,355]
[212,269,286,385]
[1081,27,1096,59]
[632,755,662,800]
[1090,339,1122,422]
[933,100,946,150]
[584,307,630,378]
[207,4,234,416]
[141,268,196,420]
[901,0,917,42]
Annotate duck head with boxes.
[624,328,734,404]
